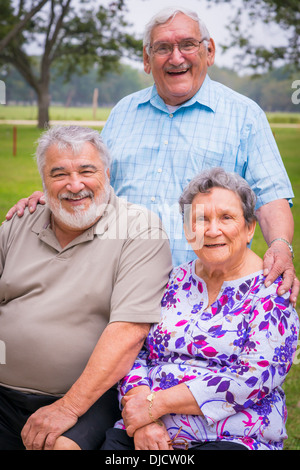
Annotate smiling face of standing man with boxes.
[143,12,215,106]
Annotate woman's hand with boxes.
[122,390,153,437]
[134,422,173,451]
[122,384,203,437]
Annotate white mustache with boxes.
[58,190,94,201]
[165,64,191,73]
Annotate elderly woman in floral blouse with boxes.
[101,167,299,451]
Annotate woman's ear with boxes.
[247,220,257,244]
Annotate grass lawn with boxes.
[0,105,112,122]
[1,106,300,124]
[0,120,299,450]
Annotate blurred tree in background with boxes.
[0,0,142,127]
[1,0,299,128]
[209,0,300,73]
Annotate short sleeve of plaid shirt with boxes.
[101,75,294,266]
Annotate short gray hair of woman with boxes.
[143,7,211,55]
[35,125,111,178]
[179,167,257,226]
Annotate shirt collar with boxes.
[138,75,216,113]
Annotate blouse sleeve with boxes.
[186,288,299,425]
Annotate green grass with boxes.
[266,112,300,124]
[0,124,103,220]
[0,120,299,450]
[0,105,299,124]
[0,105,112,122]
[0,126,43,219]
[0,105,300,124]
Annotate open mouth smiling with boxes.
[59,190,94,205]
[165,65,191,76]
[204,243,226,248]
[167,69,189,75]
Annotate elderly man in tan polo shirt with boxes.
[0,125,172,451]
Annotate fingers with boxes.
[21,416,55,450]
[134,422,172,450]
[5,198,29,220]
[263,244,293,289]
[290,277,300,308]
[22,429,58,451]
[125,423,135,438]
[20,399,78,450]
[263,244,298,307]
[5,192,45,221]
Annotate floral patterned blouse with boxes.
[117,261,299,450]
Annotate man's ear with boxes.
[206,38,216,67]
[143,46,151,75]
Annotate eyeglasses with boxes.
[149,38,207,57]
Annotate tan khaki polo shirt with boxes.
[0,188,172,395]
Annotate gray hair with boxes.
[179,167,257,226]
[143,7,211,55]
[35,125,111,178]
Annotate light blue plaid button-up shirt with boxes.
[101,75,294,266]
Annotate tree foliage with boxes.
[0,0,48,53]
[0,0,142,127]
[3,61,297,113]
[208,0,300,73]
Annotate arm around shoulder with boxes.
[5,191,45,220]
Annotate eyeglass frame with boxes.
[148,38,208,57]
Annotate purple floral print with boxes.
[117,261,299,450]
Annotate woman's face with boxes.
[185,187,256,271]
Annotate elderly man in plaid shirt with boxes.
[7,7,298,302]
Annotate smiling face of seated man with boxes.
[43,142,110,242]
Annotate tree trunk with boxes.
[37,83,50,129]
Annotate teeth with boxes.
[169,69,187,74]
[65,196,87,201]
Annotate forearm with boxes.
[123,383,203,436]
[62,321,150,418]
[256,199,294,245]
[152,384,203,419]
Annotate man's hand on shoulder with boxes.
[5,191,45,220]
[264,239,299,307]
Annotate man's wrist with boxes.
[61,388,91,419]
[269,238,294,259]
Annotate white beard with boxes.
[45,185,110,230]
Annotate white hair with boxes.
[35,125,111,178]
[179,167,257,227]
[143,6,211,54]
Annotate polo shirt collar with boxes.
[139,74,216,113]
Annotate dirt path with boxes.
[0,120,300,128]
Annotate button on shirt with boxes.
[101,76,294,266]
